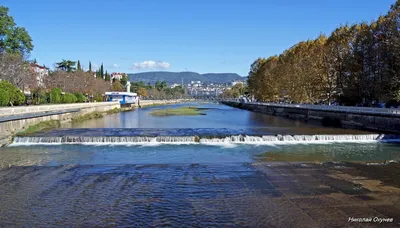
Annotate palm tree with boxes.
[56,59,76,72]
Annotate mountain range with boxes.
[128,71,246,85]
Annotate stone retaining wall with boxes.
[0,102,120,146]
[222,101,400,133]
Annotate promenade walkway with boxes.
[223,100,400,115]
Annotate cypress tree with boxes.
[77,60,82,71]
[100,63,104,79]
[89,61,92,72]
[105,71,111,81]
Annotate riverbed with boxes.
[1,102,400,227]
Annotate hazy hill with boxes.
[128,71,245,85]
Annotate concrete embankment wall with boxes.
[0,102,120,145]
[0,102,120,116]
[222,101,400,133]
[0,99,191,145]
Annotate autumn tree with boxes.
[247,0,400,106]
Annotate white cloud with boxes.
[131,60,170,70]
[90,63,99,71]
[112,63,120,68]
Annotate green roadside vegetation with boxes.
[14,106,137,136]
[106,107,121,114]
[71,112,103,123]
[150,106,206,117]
[16,120,61,136]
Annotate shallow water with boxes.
[2,142,400,168]
[1,102,400,227]
[65,102,370,135]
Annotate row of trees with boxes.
[219,83,248,98]
[0,4,184,106]
[130,81,186,99]
[248,1,400,107]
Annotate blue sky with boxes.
[2,0,396,76]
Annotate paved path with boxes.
[0,162,399,227]
[223,100,400,116]
[0,108,81,123]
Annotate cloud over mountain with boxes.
[131,61,170,70]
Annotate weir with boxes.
[12,134,400,145]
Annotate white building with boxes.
[30,63,49,87]
[111,72,125,81]
[170,83,181,88]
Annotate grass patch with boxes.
[72,112,104,122]
[150,106,206,117]
[17,120,61,136]
[106,107,121,114]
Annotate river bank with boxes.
[221,101,400,134]
[0,99,191,146]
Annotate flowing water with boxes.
[1,102,400,227]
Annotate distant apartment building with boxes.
[30,63,49,87]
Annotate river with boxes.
[1,102,400,227]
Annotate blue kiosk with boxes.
[105,91,138,105]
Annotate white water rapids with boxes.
[10,134,400,146]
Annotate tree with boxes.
[136,87,148,97]
[0,53,35,90]
[105,71,110,81]
[155,80,168,91]
[61,93,77,103]
[89,61,92,72]
[246,1,400,106]
[49,88,62,104]
[111,80,124,91]
[56,59,76,72]
[0,88,10,106]
[100,63,104,79]
[120,75,128,86]
[77,60,82,71]
[0,80,25,106]
[0,6,33,55]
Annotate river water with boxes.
[1,102,400,227]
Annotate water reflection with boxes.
[66,102,370,135]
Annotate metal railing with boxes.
[221,99,400,115]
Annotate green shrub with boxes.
[39,92,50,104]
[0,88,10,106]
[31,89,49,104]
[0,80,25,106]
[49,88,62,104]
[62,93,77,103]
[75,93,86,103]
[93,94,104,102]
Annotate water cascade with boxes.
[11,134,400,145]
